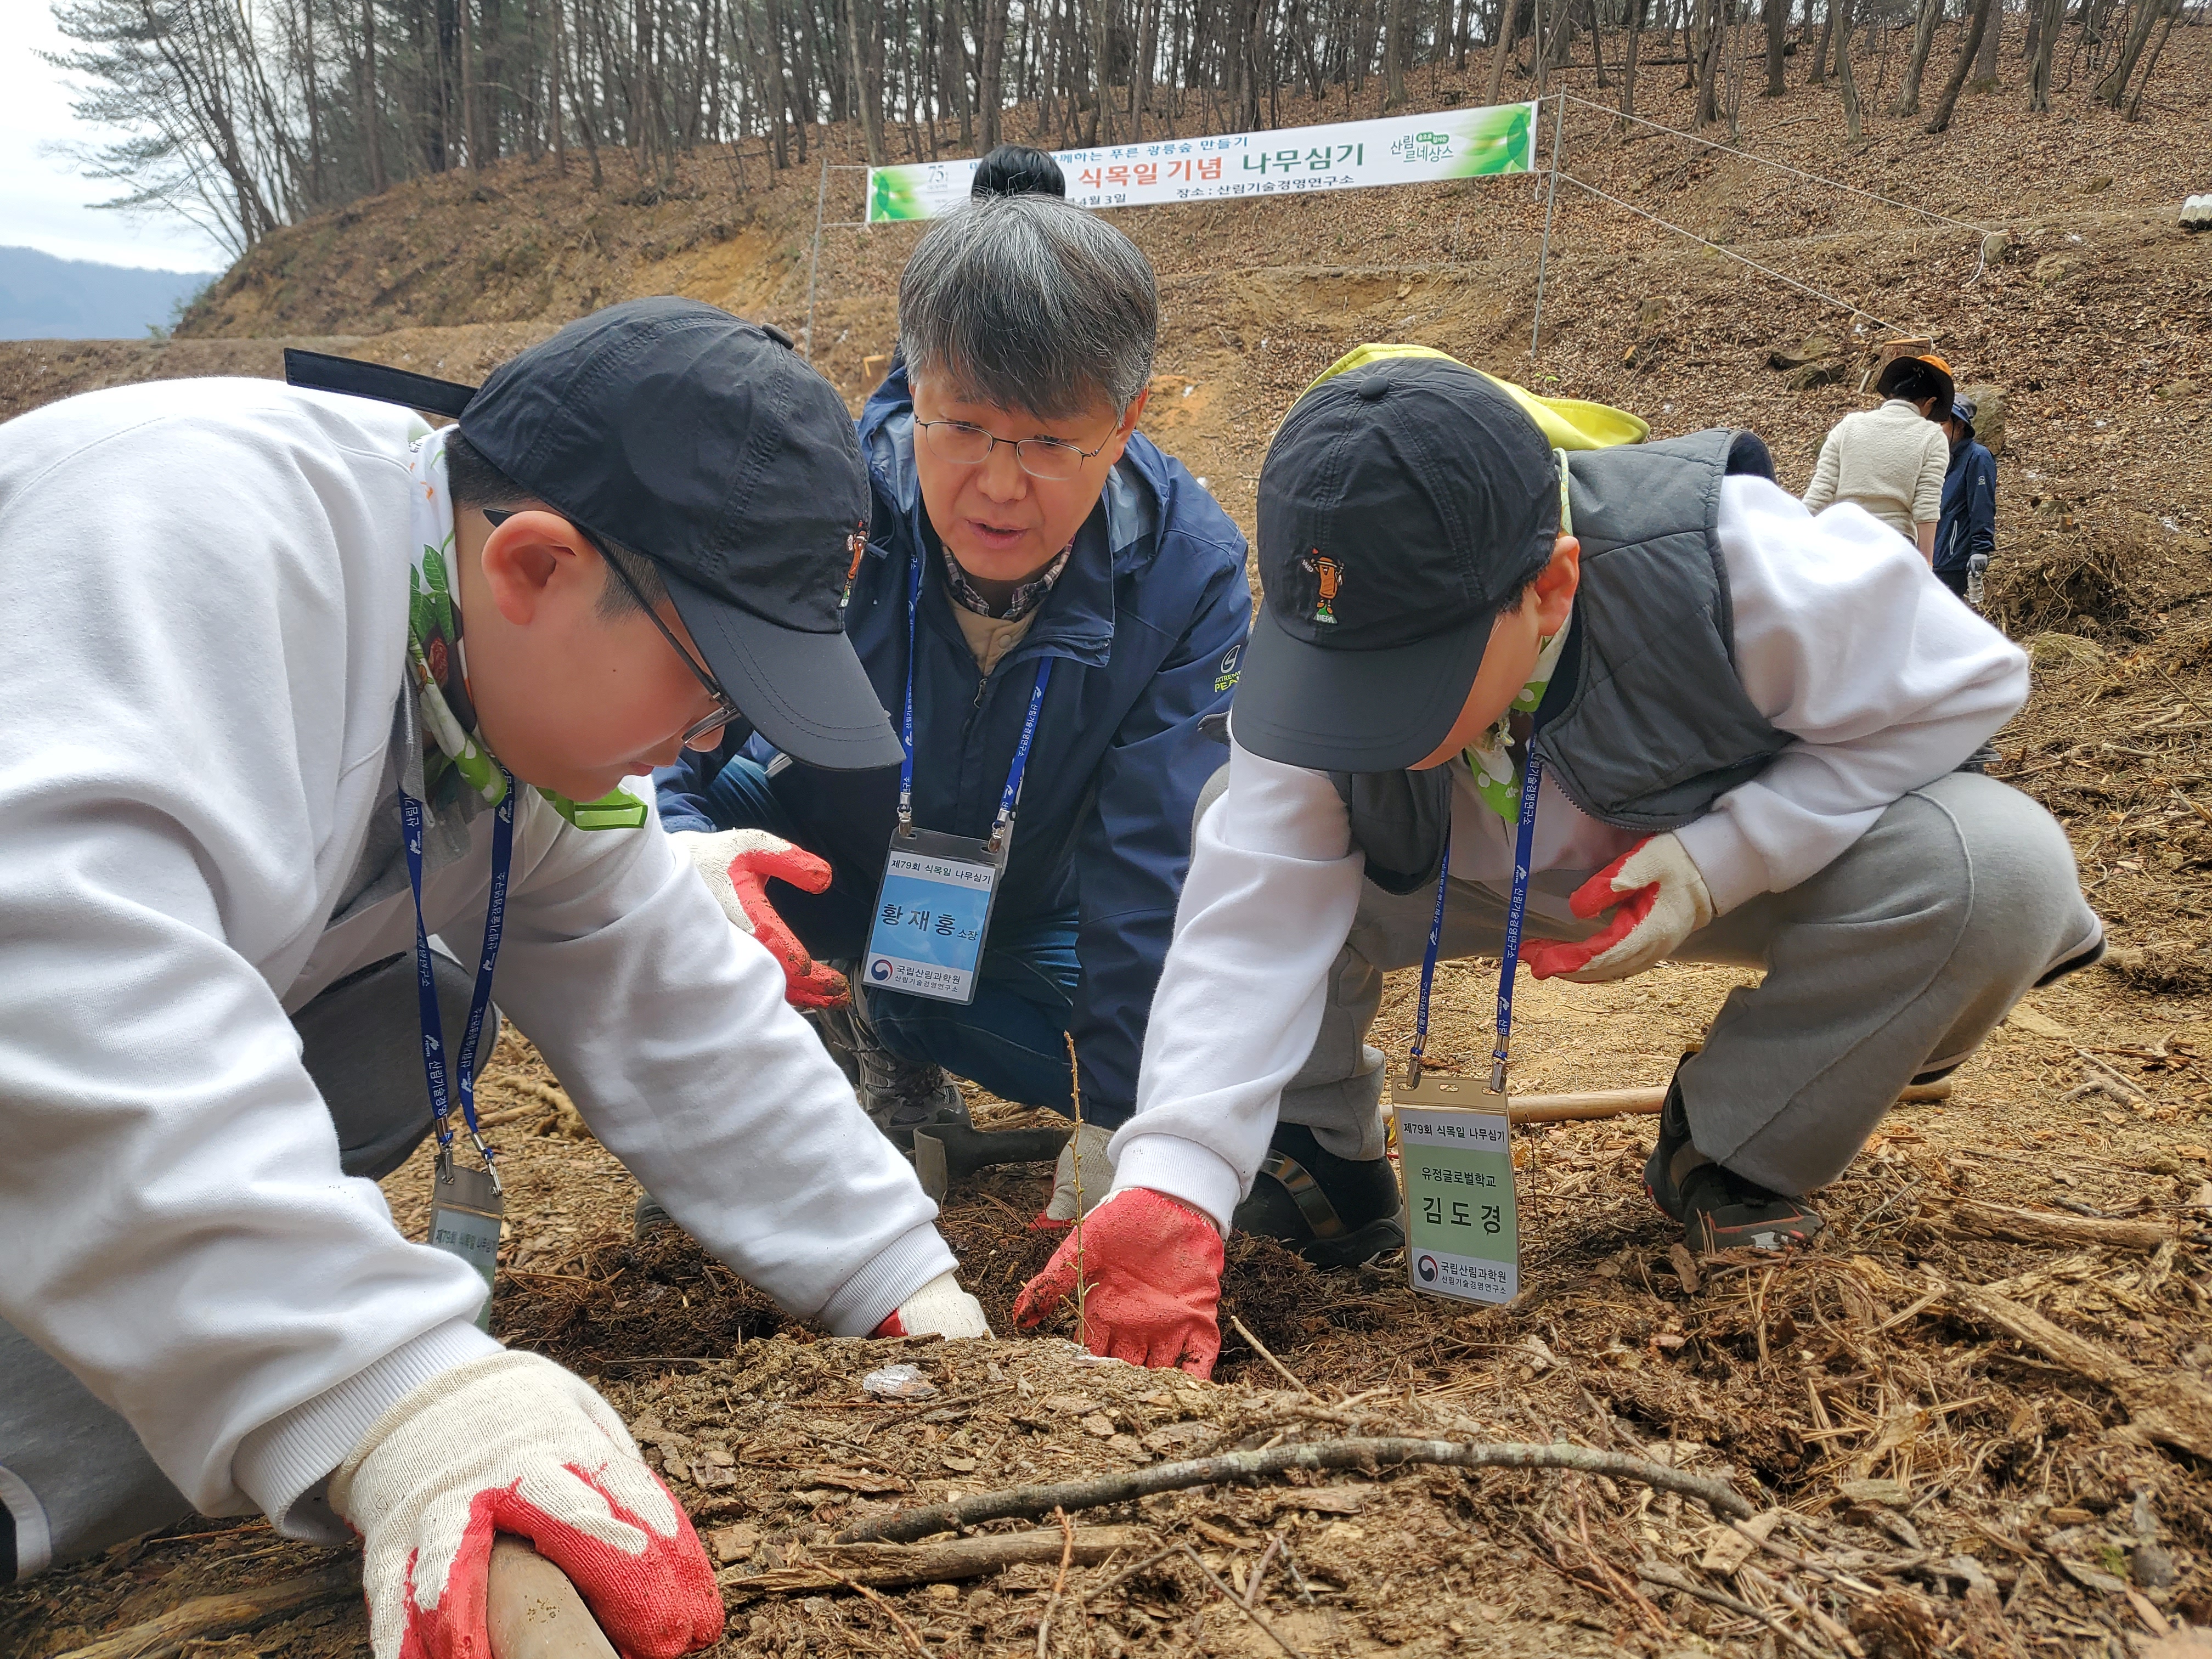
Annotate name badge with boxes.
[428,1162,505,1331]
[1393,1072,1519,1306]
[864,826,1006,1006]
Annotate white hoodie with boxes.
[1108,475,2032,1230]
[0,378,949,1540]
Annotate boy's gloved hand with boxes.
[1012,1188,1224,1377]
[330,1350,723,1659]
[669,827,848,1008]
[871,1270,993,1338]
[1520,832,1713,984]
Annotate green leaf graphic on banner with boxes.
[870,172,933,222]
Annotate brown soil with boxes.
[8,31,2212,1659]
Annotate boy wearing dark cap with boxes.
[1017,347,2101,1376]
[0,300,985,1651]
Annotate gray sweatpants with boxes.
[1,951,488,1578]
[1284,772,2102,1196]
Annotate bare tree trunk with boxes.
[1832,0,1860,133]
[550,0,566,169]
[1589,0,1610,87]
[1620,0,1644,118]
[1925,0,1995,128]
[364,0,386,189]
[2027,0,2061,101]
[1972,0,2003,84]
[1384,0,1407,104]
[2121,0,2176,116]
[2095,0,2167,101]
[1761,0,1787,91]
[1807,0,1831,82]
[845,0,885,160]
[1485,0,1519,101]
[1692,0,1723,120]
[1893,0,1939,110]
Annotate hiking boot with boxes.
[1644,1073,1823,1255]
[1232,1122,1404,1269]
[808,989,969,1149]
[849,1024,968,1152]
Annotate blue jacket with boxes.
[657,364,1252,1113]
[1935,436,1995,576]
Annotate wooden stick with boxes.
[837,1436,1755,1545]
[48,1564,359,1659]
[721,1526,1150,1599]
[1493,1081,1950,1123]
[1174,1543,1311,1659]
[1035,1509,1075,1659]
[808,1562,930,1658]
[487,1538,617,1659]
[1227,1314,1313,1398]
[1637,1562,1828,1657]
[1939,1199,2173,1253]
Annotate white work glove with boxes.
[668,827,848,1008]
[329,1350,722,1659]
[1035,1121,1116,1227]
[1519,831,1714,984]
[870,1269,993,1339]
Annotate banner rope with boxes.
[1555,169,1908,335]
[1559,92,1992,234]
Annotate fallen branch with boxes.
[1035,1509,1074,1659]
[719,1526,1149,1599]
[1939,1199,2172,1253]
[1637,1561,1827,1657]
[1173,1543,1310,1659]
[1502,1080,1949,1124]
[1938,1276,2212,1460]
[49,1564,360,1659]
[837,1437,1754,1544]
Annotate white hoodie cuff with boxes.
[232,1318,503,1542]
[1109,1133,1242,1236]
[816,1221,958,1337]
[1671,810,1771,919]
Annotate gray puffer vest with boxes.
[1338,428,1787,895]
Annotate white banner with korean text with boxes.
[865,100,1541,223]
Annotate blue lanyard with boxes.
[1407,743,1543,1093]
[899,549,1054,851]
[402,773,515,1187]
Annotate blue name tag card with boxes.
[1393,1072,1519,1306]
[865,827,1004,1006]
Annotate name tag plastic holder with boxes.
[865,825,1007,1006]
[1395,1071,1520,1306]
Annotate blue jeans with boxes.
[704,758,1097,1124]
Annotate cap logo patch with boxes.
[1301,551,1345,625]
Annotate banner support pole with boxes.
[1530,93,1565,359]
[804,154,831,358]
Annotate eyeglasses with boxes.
[914,417,1115,482]
[482,510,746,747]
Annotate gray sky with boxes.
[1,1,227,273]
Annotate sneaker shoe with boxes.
[1644,1073,1822,1254]
[1232,1122,1404,1268]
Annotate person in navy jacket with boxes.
[657,193,1251,1224]
[1934,394,1996,603]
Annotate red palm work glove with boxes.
[669,827,849,1008]
[1012,1188,1225,1377]
[1519,832,1714,984]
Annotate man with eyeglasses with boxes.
[657,195,1252,1229]
[0,299,990,1657]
